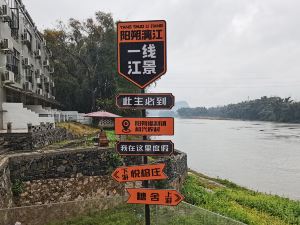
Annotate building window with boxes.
[36,40,41,50]
[9,1,20,40]
[24,29,32,51]
[25,67,33,83]
[6,49,20,82]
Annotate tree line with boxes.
[44,11,140,116]
[177,96,300,123]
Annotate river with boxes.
[158,118,300,200]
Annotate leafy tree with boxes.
[44,12,140,114]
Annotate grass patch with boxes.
[57,122,99,137]
[47,123,120,148]
[46,203,242,225]
[47,205,144,225]
[182,171,300,225]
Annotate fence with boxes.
[151,202,246,225]
[0,197,245,225]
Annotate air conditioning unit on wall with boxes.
[24,81,33,91]
[3,71,15,84]
[36,77,41,84]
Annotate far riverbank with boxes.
[178,116,300,124]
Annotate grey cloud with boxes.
[23,0,300,107]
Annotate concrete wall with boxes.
[2,103,56,130]
[78,113,92,125]
[2,103,41,129]
[1,102,91,130]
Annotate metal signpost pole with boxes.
[116,20,177,225]
[141,88,151,225]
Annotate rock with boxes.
[57,165,66,173]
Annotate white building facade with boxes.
[0,0,92,131]
[0,0,57,131]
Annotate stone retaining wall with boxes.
[164,149,188,190]
[9,147,133,181]
[0,127,74,151]
[6,147,142,207]
[0,158,13,209]
[151,150,188,190]
[15,175,124,206]
[0,147,187,215]
[31,127,74,149]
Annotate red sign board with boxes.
[127,188,184,206]
[112,164,167,182]
[115,117,174,135]
[117,20,167,88]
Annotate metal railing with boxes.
[0,197,245,225]
[151,202,246,225]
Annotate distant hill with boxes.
[173,101,190,111]
[147,100,190,117]
[177,96,300,123]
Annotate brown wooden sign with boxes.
[115,117,174,135]
[116,140,174,156]
[116,93,175,109]
[117,20,167,88]
[127,188,184,206]
[112,164,167,182]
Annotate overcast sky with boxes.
[22,0,300,107]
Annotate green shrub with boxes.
[12,179,24,197]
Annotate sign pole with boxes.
[141,88,151,225]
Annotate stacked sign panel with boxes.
[115,20,184,222]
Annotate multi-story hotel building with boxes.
[0,0,60,131]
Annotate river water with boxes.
[158,119,300,200]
